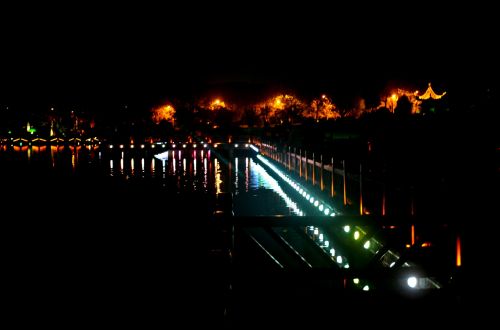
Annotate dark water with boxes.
[1,144,470,327]
[0,145,301,216]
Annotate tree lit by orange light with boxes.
[304,94,339,120]
[209,98,228,110]
[255,94,306,124]
[152,104,176,124]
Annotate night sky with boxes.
[0,4,496,110]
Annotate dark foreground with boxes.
[2,155,493,328]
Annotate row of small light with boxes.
[254,153,353,270]
[256,154,337,217]
[109,142,256,150]
[251,160,304,215]
[109,143,209,150]
[261,145,434,291]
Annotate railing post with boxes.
[288,146,291,171]
[343,159,347,206]
[359,163,363,215]
[320,154,324,191]
[293,147,296,172]
[305,150,308,182]
[312,152,315,186]
[331,157,335,197]
[299,149,302,177]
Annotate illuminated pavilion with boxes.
[418,83,446,100]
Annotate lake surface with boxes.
[0,144,301,216]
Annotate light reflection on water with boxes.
[2,146,301,216]
[232,157,303,216]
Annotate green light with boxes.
[29,128,36,134]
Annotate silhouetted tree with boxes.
[394,95,412,117]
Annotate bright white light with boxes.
[306,194,310,199]
[109,145,113,149]
[235,144,239,148]
[172,144,176,148]
[140,144,145,149]
[324,240,329,247]
[353,278,360,284]
[344,226,351,233]
[250,161,303,215]
[314,201,319,207]
[364,241,371,249]
[130,144,134,149]
[119,144,124,149]
[154,151,169,161]
[193,144,197,148]
[324,208,330,215]
[302,191,306,197]
[314,228,319,235]
[319,234,323,242]
[249,144,259,152]
[344,264,350,269]
[203,144,207,148]
[336,256,343,264]
[330,212,335,217]
[354,231,360,240]
[245,144,249,147]
[310,197,314,203]
[182,144,186,148]
[319,204,324,211]
[407,276,418,288]
[390,262,396,268]
[329,248,335,256]
[362,285,369,291]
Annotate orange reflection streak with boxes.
[411,225,415,245]
[456,236,462,267]
[381,189,386,216]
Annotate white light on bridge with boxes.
[354,231,360,240]
[363,241,371,249]
[407,276,418,288]
[362,285,370,291]
[344,226,351,233]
